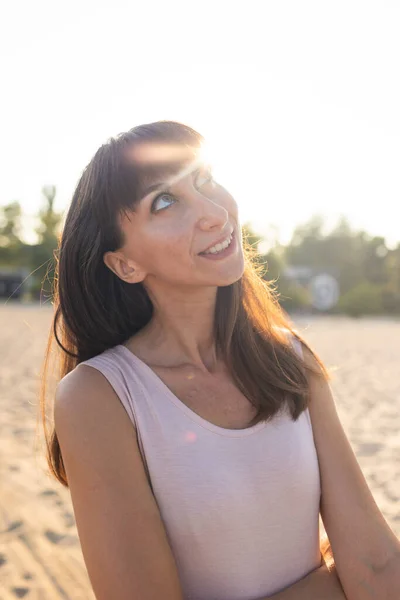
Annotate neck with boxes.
[136,282,219,371]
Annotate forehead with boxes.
[124,142,203,197]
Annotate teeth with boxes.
[203,233,233,255]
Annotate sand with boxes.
[0,304,399,599]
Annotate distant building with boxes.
[283,265,340,311]
[0,268,29,300]
[283,265,314,284]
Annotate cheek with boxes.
[131,223,193,271]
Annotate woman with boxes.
[41,121,399,600]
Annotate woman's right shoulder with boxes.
[56,360,116,406]
[54,364,184,599]
[56,347,140,431]
[54,363,125,444]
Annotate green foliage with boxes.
[0,202,25,269]
[35,186,62,246]
[381,286,400,314]
[30,186,62,298]
[0,187,61,299]
[337,282,384,317]
[261,250,286,283]
[277,279,312,312]
[0,201,22,246]
[243,215,400,316]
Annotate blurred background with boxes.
[1,1,399,598]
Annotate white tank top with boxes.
[80,331,321,599]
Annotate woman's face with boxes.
[107,143,245,291]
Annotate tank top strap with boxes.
[80,347,139,430]
[79,346,154,489]
[288,331,304,359]
[273,325,304,359]
[273,326,315,434]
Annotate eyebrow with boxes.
[142,182,167,196]
[139,158,203,201]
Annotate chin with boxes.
[207,256,245,287]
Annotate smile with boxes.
[198,230,237,261]
[200,232,234,255]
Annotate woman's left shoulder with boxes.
[273,325,304,357]
[301,345,400,593]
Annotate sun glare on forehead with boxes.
[129,139,223,196]
[130,140,217,169]
[131,143,200,165]
[197,142,216,166]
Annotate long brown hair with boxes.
[40,120,330,488]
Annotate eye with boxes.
[151,193,177,213]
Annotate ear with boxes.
[103,251,146,283]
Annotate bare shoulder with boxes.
[54,364,183,600]
[56,362,114,413]
[55,363,127,429]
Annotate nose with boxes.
[196,194,229,233]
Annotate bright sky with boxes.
[2,0,399,248]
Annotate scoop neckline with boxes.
[116,344,269,437]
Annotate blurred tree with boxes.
[30,186,62,299]
[381,242,400,314]
[0,201,25,267]
[35,185,62,245]
[362,235,390,285]
[337,281,384,317]
[0,201,22,246]
[278,279,312,312]
[261,249,286,284]
[278,213,399,315]
[289,215,324,250]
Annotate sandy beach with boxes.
[0,304,399,599]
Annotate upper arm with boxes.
[54,365,184,600]
[301,345,400,597]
